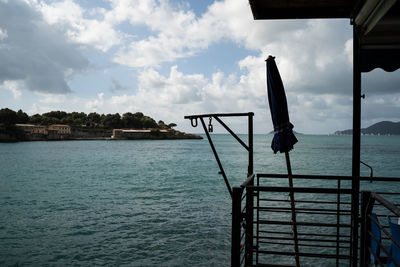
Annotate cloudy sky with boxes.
[0,0,399,134]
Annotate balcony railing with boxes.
[185,112,400,266]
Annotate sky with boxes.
[0,0,399,134]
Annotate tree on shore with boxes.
[0,108,17,126]
[0,108,177,130]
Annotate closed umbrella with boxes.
[266,55,299,267]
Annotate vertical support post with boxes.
[351,24,362,267]
[232,187,242,267]
[245,113,254,266]
[360,191,374,267]
[248,113,254,177]
[245,186,253,266]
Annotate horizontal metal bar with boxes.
[258,198,352,205]
[259,241,350,249]
[253,264,296,267]
[256,219,351,228]
[374,192,400,195]
[256,209,351,217]
[256,206,352,214]
[256,235,350,244]
[256,250,350,259]
[249,186,353,194]
[184,112,254,119]
[258,230,351,239]
[257,173,400,182]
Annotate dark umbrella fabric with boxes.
[266,55,300,267]
[266,55,298,153]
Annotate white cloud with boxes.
[86,92,104,111]
[1,80,22,99]
[0,27,7,40]
[0,0,89,93]
[38,0,121,51]
[110,0,227,67]
[36,92,67,103]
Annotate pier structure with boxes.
[186,1,400,265]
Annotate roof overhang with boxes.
[249,0,359,20]
[356,0,400,72]
[249,0,400,72]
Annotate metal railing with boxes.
[233,174,400,266]
[252,174,353,267]
[232,174,255,267]
[360,191,400,267]
[184,112,400,266]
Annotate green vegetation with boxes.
[0,108,176,130]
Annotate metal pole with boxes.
[351,24,362,267]
[200,117,233,197]
[285,151,300,267]
[245,113,254,266]
[248,114,254,176]
[360,191,372,267]
[232,187,242,267]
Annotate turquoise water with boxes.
[1,135,399,266]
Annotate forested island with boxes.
[334,121,400,135]
[0,108,201,142]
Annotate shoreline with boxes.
[0,132,203,142]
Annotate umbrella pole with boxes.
[285,151,300,267]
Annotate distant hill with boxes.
[334,121,400,135]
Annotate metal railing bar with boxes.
[240,243,245,254]
[255,209,351,216]
[256,250,351,259]
[368,229,393,264]
[184,112,254,119]
[240,253,245,265]
[256,172,260,265]
[368,229,398,267]
[255,206,352,213]
[369,215,400,250]
[249,186,353,194]
[256,219,351,228]
[257,230,351,238]
[257,173,352,180]
[257,240,350,249]
[257,173,400,182]
[255,236,350,243]
[241,206,246,214]
[367,247,385,267]
[241,230,246,241]
[371,192,400,216]
[258,198,352,205]
[374,192,400,195]
[253,264,296,267]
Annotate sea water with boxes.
[1,135,399,266]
